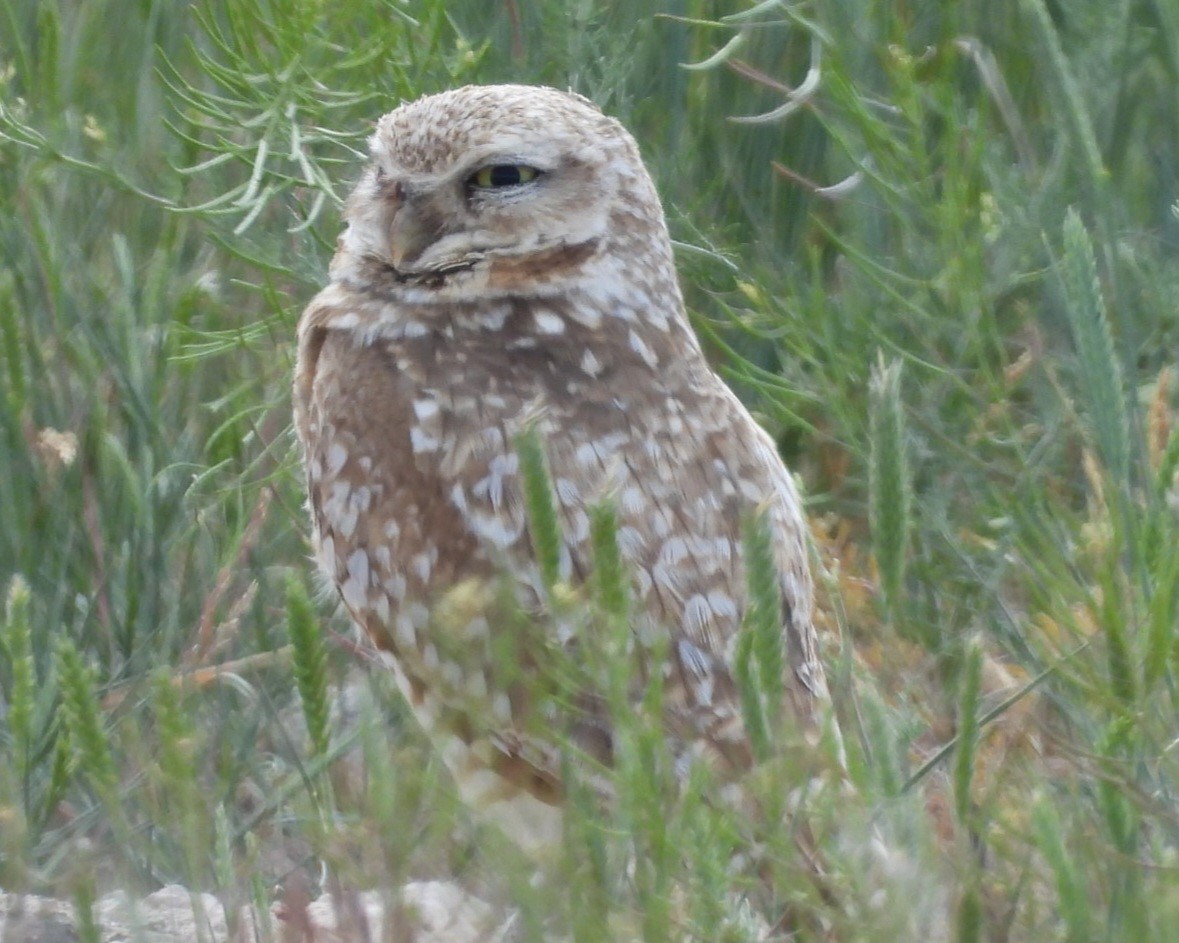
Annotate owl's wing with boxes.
[532,364,827,776]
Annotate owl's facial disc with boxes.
[380,156,585,287]
[344,88,630,296]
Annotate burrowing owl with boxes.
[294,85,828,855]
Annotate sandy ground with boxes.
[0,880,508,943]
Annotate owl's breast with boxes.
[295,321,574,849]
[296,324,491,666]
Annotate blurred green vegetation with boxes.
[2,0,1179,939]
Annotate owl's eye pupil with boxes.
[490,165,522,187]
[470,164,540,190]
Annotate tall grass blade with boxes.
[73,877,101,943]
[742,509,785,735]
[1153,427,1179,502]
[1142,542,1179,692]
[1058,209,1130,491]
[589,502,629,622]
[516,425,563,591]
[285,574,331,758]
[956,883,983,943]
[1032,798,1091,943]
[952,638,983,826]
[55,638,118,805]
[1020,0,1108,199]
[733,629,769,763]
[3,576,35,787]
[868,353,913,638]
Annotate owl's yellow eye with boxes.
[469,164,541,190]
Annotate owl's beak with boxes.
[385,185,498,280]
[387,200,438,273]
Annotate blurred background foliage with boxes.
[2,0,1179,939]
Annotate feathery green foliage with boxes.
[285,574,331,759]
[54,638,118,805]
[589,502,629,623]
[1020,0,1109,205]
[73,877,101,943]
[3,577,35,789]
[516,424,564,591]
[1032,798,1091,943]
[150,673,198,796]
[734,510,785,763]
[1057,209,1131,494]
[744,510,785,729]
[732,629,769,765]
[149,672,205,881]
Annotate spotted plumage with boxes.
[294,84,828,854]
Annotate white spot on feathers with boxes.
[469,513,523,549]
[554,478,581,506]
[580,349,604,377]
[620,486,645,515]
[326,442,348,475]
[341,550,370,610]
[411,427,440,453]
[412,551,433,583]
[533,310,566,334]
[323,482,359,538]
[677,638,715,706]
[659,536,689,566]
[316,534,337,577]
[616,525,646,558]
[683,594,713,636]
[631,332,660,367]
[383,573,407,601]
[395,613,416,649]
[413,399,440,420]
[706,591,738,623]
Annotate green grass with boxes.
[2,0,1179,939]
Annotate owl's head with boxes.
[332,85,671,302]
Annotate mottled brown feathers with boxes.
[294,84,828,854]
